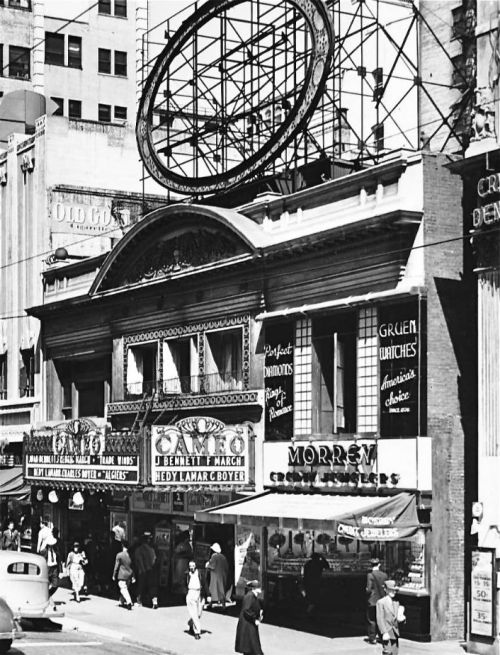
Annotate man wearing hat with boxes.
[365,557,388,644]
[40,533,61,597]
[205,542,229,607]
[376,580,403,655]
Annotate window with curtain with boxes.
[163,337,197,394]
[126,343,157,397]
[205,328,242,392]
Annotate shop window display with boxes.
[265,527,429,611]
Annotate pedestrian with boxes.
[185,559,210,640]
[365,557,388,644]
[302,552,329,615]
[66,541,88,603]
[41,534,61,597]
[37,517,52,553]
[235,580,264,655]
[376,580,405,655]
[110,520,126,561]
[1,520,20,551]
[113,540,134,610]
[134,532,158,609]
[205,542,229,607]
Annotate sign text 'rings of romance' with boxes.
[24,418,140,486]
[136,0,333,195]
[152,417,250,486]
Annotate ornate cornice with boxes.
[107,390,261,415]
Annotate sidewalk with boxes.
[55,588,465,655]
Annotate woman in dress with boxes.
[235,580,264,655]
[66,541,87,602]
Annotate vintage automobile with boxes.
[0,596,23,653]
[0,551,64,621]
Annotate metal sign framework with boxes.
[138,0,474,198]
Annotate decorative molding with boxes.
[107,390,260,415]
[20,153,35,173]
[119,229,241,286]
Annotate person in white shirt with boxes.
[185,560,210,640]
[37,518,53,553]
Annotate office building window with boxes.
[51,97,64,116]
[114,0,126,17]
[0,44,3,77]
[114,50,127,76]
[98,48,111,74]
[98,103,111,122]
[6,0,31,8]
[9,45,30,79]
[0,354,7,400]
[45,32,64,65]
[98,0,111,14]
[68,99,81,119]
[114,105,127,121]
[68,35,82,68]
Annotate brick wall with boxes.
[423,153,467,639]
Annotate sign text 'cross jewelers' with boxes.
[24,418,139,485]
[152,417,250,485]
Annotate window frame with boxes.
[114,105,127,121]
[0,353,7,400]
[44,31,64,66]
[114,0,127,17]
[125,342,159,398]
[67,35,82,69]
[98,0,111,14]
[98,103,112,123]
[68,99,82,120]
[114,50,127,77]
[51,97,64,116]
[9,45,30,79]
[19,347,35,398]
[98,48,111,74]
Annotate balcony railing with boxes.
[125,371,243,400]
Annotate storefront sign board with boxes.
[130,490,172,514]
[470,547,496,638]
[24,419,140,486]
[151,417,249,486]
[264,323,294,440]
[379,301,421,437]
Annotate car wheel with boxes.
[0,639,12,653]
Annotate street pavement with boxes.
[46,587,466,655]
[9,626,158,655]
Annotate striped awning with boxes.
[0,467,30,500]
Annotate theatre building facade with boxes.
[25,150,470,639]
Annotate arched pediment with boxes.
[90,204,265,295]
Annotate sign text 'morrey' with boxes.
[288,443,376,467]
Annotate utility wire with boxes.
[0,223,484,321]
[1,2,99,76]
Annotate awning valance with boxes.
[195,490,420,541]
[0,467,30,501]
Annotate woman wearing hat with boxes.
[205,542,229,607]
[235,580,264,655]
[66,541,88,603]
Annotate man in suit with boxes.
[376,580,401,655]
[2,520,20,551]
[366,557,388,644]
